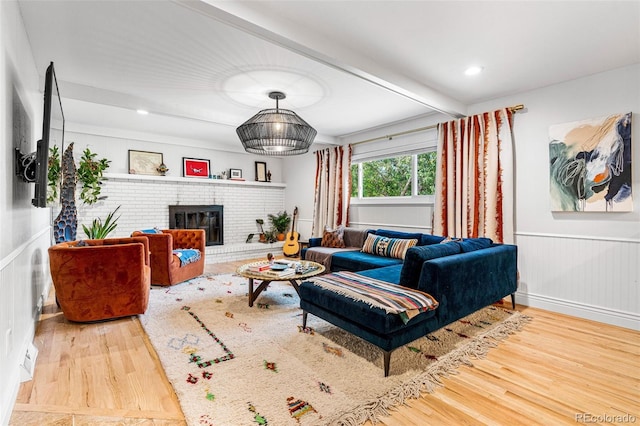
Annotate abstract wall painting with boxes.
[549,112,632,212]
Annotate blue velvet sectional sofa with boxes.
[299,228,518,376]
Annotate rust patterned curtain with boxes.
[311,146,352,237]
[433,108,515,243]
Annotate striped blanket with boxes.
[308,272,438,324]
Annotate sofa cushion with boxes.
[399,243,462,288]
[331,251,402,272]
[357,264,402,285]
[420,234,447,245]
[321,226,346,248]
[361,234,417,259]
[455,237,493,253]
[299,280,436,335]
[373,229,422,241]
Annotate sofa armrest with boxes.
[417,244,517,327]
[308,237,323,248]
[132,231,173,273]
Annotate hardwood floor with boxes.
[10,258,639,425]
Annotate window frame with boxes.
[350,148,437,206]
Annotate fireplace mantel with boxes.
[81,172,287,263]
[104,173,286,188]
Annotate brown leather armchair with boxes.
[48,237,151,322]
[131,229,205,286]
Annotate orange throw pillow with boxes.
[321,226,346,248]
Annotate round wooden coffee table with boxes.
[236,261,325,307]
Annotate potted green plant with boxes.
[82,205,121,239]
[47,145,61,204]
[77,147,111,205]
[262,228,278,244]
[256,218,266,242]
[268,211,291,241]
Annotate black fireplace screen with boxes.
[169,205,223,246]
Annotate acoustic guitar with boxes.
[283,206,300,257]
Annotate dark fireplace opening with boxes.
[169,205,223,246]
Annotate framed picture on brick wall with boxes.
[129,150,163,176]
[183,157,210,178]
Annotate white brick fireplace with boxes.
[73,173,286,263]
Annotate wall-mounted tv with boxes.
[31,62,65,208]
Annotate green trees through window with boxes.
[351,151,437,199]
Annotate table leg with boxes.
[249,279,272,307]
[248,278,255,307]
[288,279,301,297]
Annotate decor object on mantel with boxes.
[140,273,530,426]
[156,162,169,176]
[128,150,163,176]
[236,91,317,156]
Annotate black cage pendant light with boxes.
[236,91,317,156]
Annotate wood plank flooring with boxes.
[10,258,639,425]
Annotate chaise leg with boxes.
[383,351,391,377]
[302,311,308,328]
[511,293,516,310]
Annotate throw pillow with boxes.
[361,234,418,259]
[439,236,462,244]
[141,227,162,234]
[456,237,493,253]
[321,226,346,248]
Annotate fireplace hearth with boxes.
[169,205,223,246]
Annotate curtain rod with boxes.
[350,104,525,147]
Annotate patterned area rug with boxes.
[140,273,530,426]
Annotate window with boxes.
[417,151,437,195]
[351,150,437,200]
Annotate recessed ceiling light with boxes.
[136,109,149,115]
[464,66,483,76]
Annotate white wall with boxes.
[65,130,284,183]
[471,64,639,329]
[1,2,53,424]
[285,65,639,330]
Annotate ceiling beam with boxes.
[177,0,467,118]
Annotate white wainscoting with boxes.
[515,232,639,330]
[0,228,51,426]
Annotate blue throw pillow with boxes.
[456,237,493,253]
[141,228,162,234]
[420,234,447,245]
[399,243,462,288]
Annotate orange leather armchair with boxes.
[48,237,151,322]
[131,229,205,286]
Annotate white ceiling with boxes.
[17,0,640,152]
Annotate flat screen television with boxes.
[32,62,64,208]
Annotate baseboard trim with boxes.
[516,291,639,330]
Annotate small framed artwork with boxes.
[255,161,267,182]
[129,150,163,175]
[229,168,242,179]
[183,157,210,178]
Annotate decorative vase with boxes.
[156,163,168,176]
[53,143,78,243]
